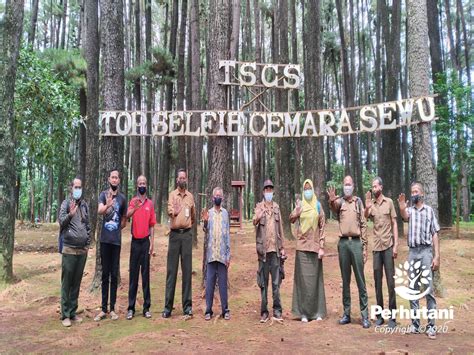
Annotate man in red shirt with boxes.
[126,175,156,320]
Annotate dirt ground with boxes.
[1,220,473,353]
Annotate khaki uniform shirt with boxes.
[330,196,368,249]
[290,207,326,252]
[253,201,285,256]
[367,195,397,251]
[167,188,196,229]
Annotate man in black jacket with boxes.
[58,177,91,327]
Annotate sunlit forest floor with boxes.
[1,220,473,353]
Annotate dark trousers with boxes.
[128,238,151,314]
[373,246,396,318]
[61,253,87,319]
[164,230,193,314]
[205,261,229,315]
[338,238,368,318]
[257,252,282,316]
[100,242,121,312]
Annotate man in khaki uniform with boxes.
[253,179,286,323]
[328,175,370,328]
[162,168,196,319]
[364,177,398,329]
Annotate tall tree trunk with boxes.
[144,0,152,181]
[28,0,39,47]
[84,0,100,290]
[206,0,231,206]
[78,87,87,179]
[91,0,125,289]
[157,0,179,224]
[60,0,68,49]
[131,0,142,182]
[188,0,203,248]
[407,0,442,296]
[0,0,24,282]
[176,0,188,169]
[428,0,452,227]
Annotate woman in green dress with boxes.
[289,179,327,322]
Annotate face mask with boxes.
[373,190,381,198]
[343,185,353,197]
[110,183,118,192]
[138,186,147,195]
[178,181,187,189]
[304,190,313,200]
[411,194,422,204]
[264,192,273,202]
[214,197,222,206]
[73,188,82,200]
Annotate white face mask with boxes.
[264,192,273,202]
[343,185,353,197]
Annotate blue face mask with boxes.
[214,196,222,206]
[73,188,82,200]
[264,192,273,202]
[304,190,313,200]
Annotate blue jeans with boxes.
[205,261,229,315]
[408,245,437,329]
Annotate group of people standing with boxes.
[57,168,440,340]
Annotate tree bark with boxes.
[206,0,232,207]
[407,0,442,296]
[0,0,24,282]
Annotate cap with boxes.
[263,179,274,189]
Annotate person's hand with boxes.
[365,191,372,209]
[149,244,155,256]
[318,248,325,259]
[106,192,114,208]
[133,198,141,210]
[363,248,368,264]
[295,198,302,216]
[69,201,78,216]
[226,260,230,269]
[255,204,264,221]
[393,243,398,259]
[173,198,182,216]
[201,208,209,222]
[327,186,337,201]
[398,193,407,210]
[280,248,286,257]
[431,256,440,271]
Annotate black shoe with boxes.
[260,312,269,323]
[338,314,351,325]
[362,317,371,329]
[162,311,171,319]
[375,317,384,326]
[387,319,397,329]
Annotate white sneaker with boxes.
[110,311,119,320]
[301,316,308,323]
[316,317,323,321]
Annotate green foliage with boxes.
[125,46,176,88]
[434,72,473,181]
[40,48,87,89]
[14,47,81,219]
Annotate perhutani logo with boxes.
[393,260,432,301]
[370,259,455,323]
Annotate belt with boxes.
[171,228,191,234]
[340,235,360,239]
[132,235,150,241]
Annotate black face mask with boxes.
[214,197,222,206]
[110,183,118,192]
[138,186,147,195]
[178,181,187,189]
[411,194,422,204]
